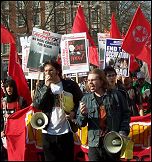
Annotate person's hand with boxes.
[80,102,88,116]
[45,74,51,87]
[65,111,75,120]
[4,113,10,118]
[1,131,5,138]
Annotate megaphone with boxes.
[103,131,128,154]
[30,112,48,130]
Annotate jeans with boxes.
[42,132,74,161]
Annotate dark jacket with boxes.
[76,89,130,147]
[33,79,83,130]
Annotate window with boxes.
[73,1,81,6]
[91,10,98,22]
[1,44,10,55]
[56,1,65,6]
[56,11,65,25]
[1,15,9,26]
[5,15,9,26]
[1,1,9,10]
[33,13,41,26]
[16,1,25,9]
[33,1,40,8]
[17,13,25,27]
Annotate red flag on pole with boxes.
[110,13,121,39]
[1,25,32,105]
[121,6,151,77]
[121,6,151,60]
[109,14,139,73]
[71,5,99,66]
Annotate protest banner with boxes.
[61,32,89,74]
[27,27,61,71]
[97,33,110,69]
[104,38,130,77]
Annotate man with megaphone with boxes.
[76,68,131,161]
[32,60,83,161]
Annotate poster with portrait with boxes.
[97,32,110,69]
[20,35,43,80]
[104,38,130,77]
[27,27,61,71]
[61,32,89,74]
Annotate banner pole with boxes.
[76,72,79,83]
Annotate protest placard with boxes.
[104,38,130,77]
[20,35,43,80]
[27,28,61,71]
[97,33,110,69]
[61,32,89,74]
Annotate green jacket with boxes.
[76,90,130,147]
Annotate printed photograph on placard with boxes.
[68,39,87,65]
[104,38,130,77]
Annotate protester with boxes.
[1,78,27,160]
[33,60,83,161]
[123,76,143,116]
[103,66,129,105]
[133,71,151,115]
[76,68,130,161]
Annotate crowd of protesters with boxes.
[1,60,151,161]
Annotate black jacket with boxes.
[33,79,83,130]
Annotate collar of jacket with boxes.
[89,91,108,101]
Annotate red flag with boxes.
[110,13,121,39]
[1,25,32,105]
[5,106,42,161]
[121,6,151,60]
[71,5,99,66]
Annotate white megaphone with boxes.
[103,131,128,154]
[30,112,48,130]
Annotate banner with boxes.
[74,114,151,161]
[61,32,89,74]
[104,38,130,77]
[27,27,61,71]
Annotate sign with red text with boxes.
[61,32,89,74]
[27,27,61,71]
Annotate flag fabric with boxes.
[1,25,32,105]
[121,6,151,66]
[129,55,140,72]
[1,24,15,44]
[109,13,139,73]
[5,105,43,161]
[71,5,99,66]
[110,13,121,39]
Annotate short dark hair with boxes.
[103,66,117,76]
[43,60,62,78]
